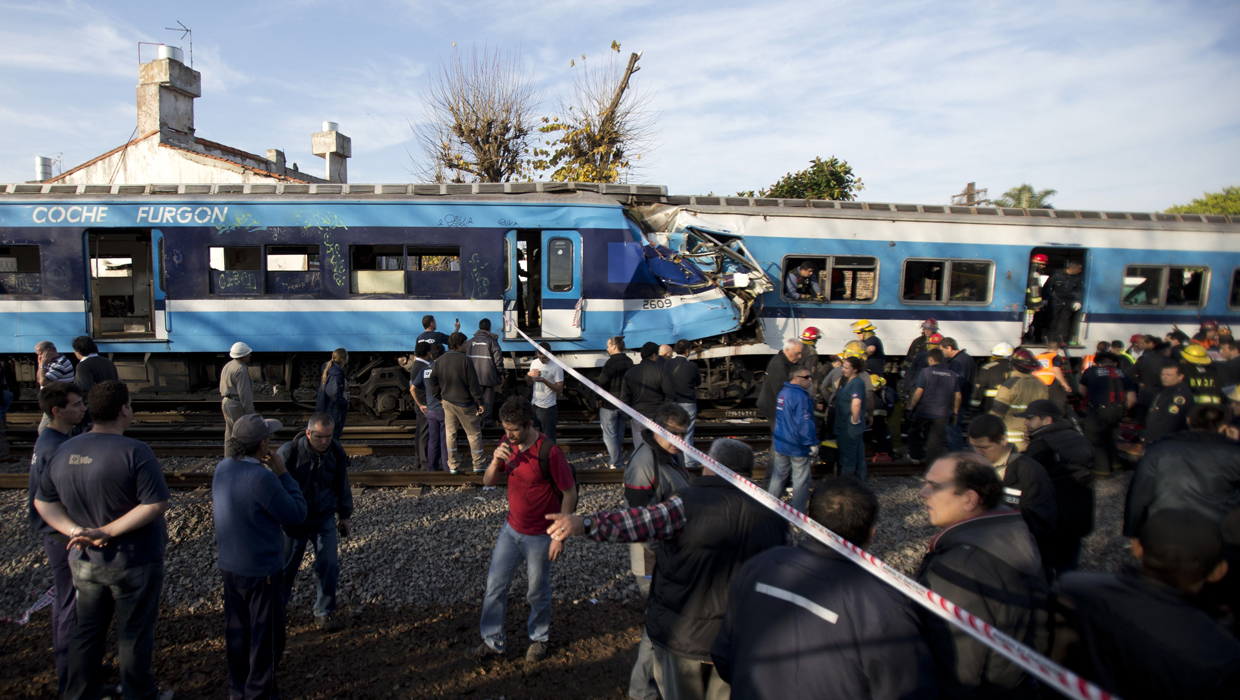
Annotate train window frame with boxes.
[778,255,880,305]
[265,245,321,296]
[1230,268,1240,310]
[547,237,574,292]
[0,245,42,295]
[208,246,263,295]
[1120,264,1210,309]
[406,246,462,298]
[350,244,405,295]
[899,258,995,306]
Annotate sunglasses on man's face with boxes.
[660,425,688,438]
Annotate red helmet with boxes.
[1012,349,1041,372]
[1031,254,1049,264]
[1201,320,1219,331]
[800,327,821,342]
[928,333,943,345]
[921,318,939,330]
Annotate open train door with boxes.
[1025,246,1089,345]
[503,230,519,340]
[84,229,162,339]
[540,230,583,340]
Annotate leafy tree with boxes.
[995,184,1057,209]
[1165,186,1240,215]
[532,45,655,183]
[739,157,864,200]
[410,47,540,183]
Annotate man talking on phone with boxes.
[467,395,577,663]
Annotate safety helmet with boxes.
[990,342,1015,358]
[927,333,943,346]
[921,318,939,330]
[1011,349,1041,372]
[842,340,868,359]
[870,374,886,390]
[800,327,821,343]
[851,319,876,334]
[1200,320,1219,331]
[1031,254,1049,265]
[1181,343,1212,365]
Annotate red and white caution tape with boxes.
[515,328,1117,700]
[0,587,55,626]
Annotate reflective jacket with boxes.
[972,358,1013,413]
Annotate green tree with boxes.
[739,157,864,200]
[995,184,1057,209]
[1165,186,1240,215]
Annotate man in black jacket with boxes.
[1053,510,1240,700]
[596,336,635,470]
[1019,400,1095,576]
[1144,360,1195,445]
[621,342,674,421]
[276,412,353,631]
[916,452,1049,700]
[429,332,487,473]
[712,476,938,700]
[756,339,802,429]
[548,438,787,700]
[967,414,1058,574]
[466,319,505,427]
[941,338,975,452]
[1043,259,1084,344]
[664,340,702,466]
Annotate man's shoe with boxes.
[449,469,459,475]
[473,468,486,474]
[318,613,346,632]
[466,641,504,660]
[526,641,549,661]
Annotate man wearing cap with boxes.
[990,349,1050,451]
[1022,400,1096,575]
[1054,510,1240,699]
[213,413,306,699]
[221,342,256,447]
[1077,352,1137,476]
[622,341,675,422]
[276,412,353,631]
[902,319,938,377]
[1044,259,1084,344]
[971,342,1014,416]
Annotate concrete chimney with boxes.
[35,156,53,182]
[311,123,351,183]
[266,149,286,175]
[137,47,201,145]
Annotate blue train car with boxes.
[0,183,749,413]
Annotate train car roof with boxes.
[2,181,1235,230]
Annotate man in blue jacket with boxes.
[767,369,818,512]
[712,475,938,700]
[213,413,306,700]
[277,412,353,631]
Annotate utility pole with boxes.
[951,182,991,206]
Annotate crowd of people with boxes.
[16,312,1240,700]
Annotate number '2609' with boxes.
[642,298,675,309]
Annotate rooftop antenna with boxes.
[164,21,192,67]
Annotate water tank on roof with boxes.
[322,121,339,133]
[35,156,53,182]
[158,45,184,63]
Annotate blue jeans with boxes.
[767,452,812,513]
[600,407,630,468]
[678,402,698,466]
[534,404,558,443]
[43,535,77,698]
[281,516,339,618]
[836,432,867,481]
[66,560,164,700]
[479,522,552,652]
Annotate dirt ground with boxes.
[1,599,644,699]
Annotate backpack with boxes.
[537,436,577,512]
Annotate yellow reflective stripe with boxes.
[985,390,999,397]
[1009,404,1028,410]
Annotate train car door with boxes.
[503,231,519,340]
[1027,246,1090,345]
[540,231,583,340]
[85,230,157,338]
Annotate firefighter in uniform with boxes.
[1192,319,1220,351]
[1077,352,1137,476]
[851,319,886,377]
[797,327,823,382]
[990,349,1049,451]
[1033,338,1074,413]
[1024,253,1048,341]
[971,342,1015,415]
[868,374,897,457]
[1179,343,1225,406]
[902,319,938,376]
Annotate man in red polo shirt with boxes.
[467,395,577,663]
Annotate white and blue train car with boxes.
[0,183,750,413]
[646,197,1240,364]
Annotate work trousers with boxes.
[443,400,486,472]
[1049,304,1076,344]
[651,644,730,700]
[65,560,164,700]
[426,408,448,471]
[1083,403,1125,475]
[908,413,949,465]
[281,515,340,618]
[223,570,286,700]
[533,403,558,443]
[222,398,250,447]
[42,534,77,698]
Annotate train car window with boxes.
[406,248,460,272]
[209,246,261,295]
[1230,269,1240,309]
[826,256,878,303]
[266,245,320,295]
[1121,266,1164,306]
[901,258,993,305]
[0,245,42,294]
[547,237,574,292]
[503,238,511,292]
[406,246,462,297]
[1121,265,1208,308]
[351,245,404,294]
[1166,266,1209,307]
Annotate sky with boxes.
[1,0,1237,211]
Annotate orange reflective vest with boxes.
[1033,351,1060,386]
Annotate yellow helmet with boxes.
[842,340,868,359]
[1181,343,1212,365]
[870,374,886,389]
[851,319,876,334]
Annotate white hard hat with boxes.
[230,342,253,359]
[990,342,1015,358]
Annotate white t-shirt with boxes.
[530,359,563,408]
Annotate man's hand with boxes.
[1072,302,1082,311]
[476,406,485,416]
[548,537,565,561]
[545,513,585,541]
[68,527,110,551]
[453,319,461,332]
[263,450,287,476]
[809,445,819,457]
[492,440,514,467]
[528,368,542,379]
[338,518,351,538]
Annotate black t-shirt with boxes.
[28,427,73,536]
[664,356,702,404]
[415,330,451,355]
[864,337,885,375]
[38,432,171,568]
[75,355,119,394]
